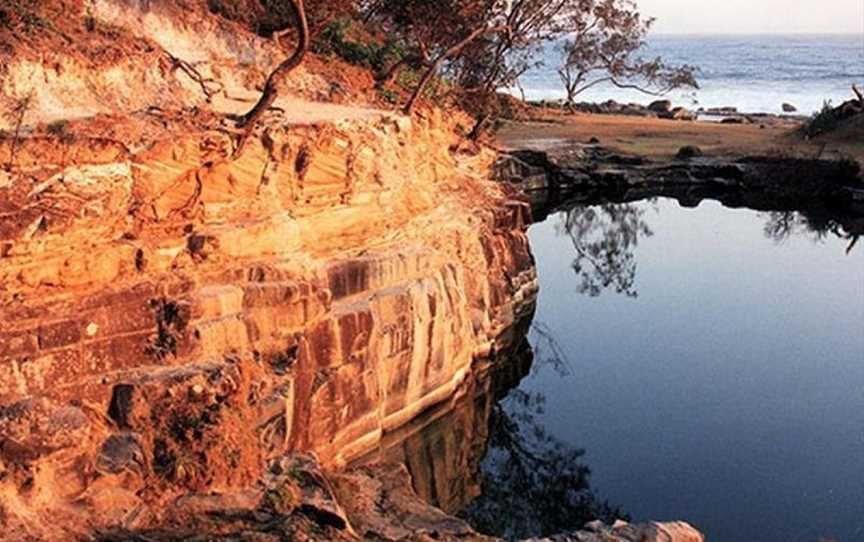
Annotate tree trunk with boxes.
[238,0,309,130]
[404,25,508,115]
[468,113,490,141]
[853,84,864,105]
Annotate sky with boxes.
[637,0,864,34]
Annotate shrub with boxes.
[804,101,840,137]
[379,88,398,104]
[313,19,407,74]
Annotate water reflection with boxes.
[352,311,625,540]
[544,187,864,300]
[560,203,654,298]
[523,191,864,542]
[762,210,863,254]
[355,186,863,542]
[460,346,625,539]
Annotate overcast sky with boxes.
[637,0,864,34]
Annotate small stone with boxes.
[86,323,99,337]
[612,519,630,529]
[588,136,600,144]
[584,520,605,532]
[191,384,205,396]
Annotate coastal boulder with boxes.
[648,99,672,113]
[658,107,696,121]
[676,145,703,160]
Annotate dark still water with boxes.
[511,198,864,542]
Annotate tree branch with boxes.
[404,24,510,114]
[237,0,309,132]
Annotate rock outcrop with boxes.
[0,93,536,542]
[90,451,703,542]
[0,3,708,541]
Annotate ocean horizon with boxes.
[519,33,864,115]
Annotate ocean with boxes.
[518,34,864,116]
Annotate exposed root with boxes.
[165,53,224,103]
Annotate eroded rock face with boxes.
[0,106,537,539]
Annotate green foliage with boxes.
[804,100,841,138]
[313,19,407,73]
[379,88,399,104]
[395,67,422,90]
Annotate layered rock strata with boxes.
[0,103,537,539]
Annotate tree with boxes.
[557,0,697,108]
[237,0,355,133]
[370,0,511,114]
[562,202,653,298]
[238,0,309,131]
[450,0,577,136]
[371,0,596,125]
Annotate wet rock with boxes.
[588,137,600,144]
[495,154,550,190]
[705,106,738,115]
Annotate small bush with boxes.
[47,119,68,135]
[804,101,840,137]
[379,88,398,104]
[313,19,407,74]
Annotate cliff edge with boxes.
[0,3,700,541]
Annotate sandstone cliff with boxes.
[0,3,704,541]
[0,92,540,542]
[0,2,540,538]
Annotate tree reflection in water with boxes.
[461,391,624,540]
[763,210,862,254]
[558,203,654,298]
[461,325,625,540]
